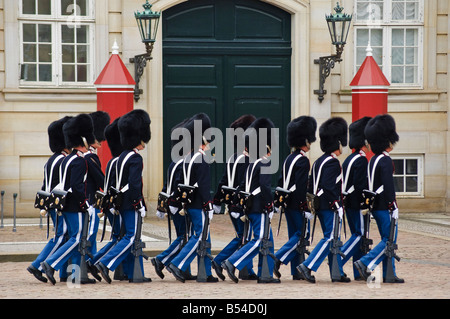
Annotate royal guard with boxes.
[354,114,404,283]
[95,109,151,283]
[274,116,317,280]
[28,116,72,283]
[297,117,350,283]
[41,114,97,285]
[211,114,258,281]
[85,111,110,257]
[222,118,280,284]
[151,118,197,281]
[167,113,218,283]
[87,117,130,282]
[340,116,372,280]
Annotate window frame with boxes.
[18,0,95,87]
[353,0,424,88]
[391,154,424,198]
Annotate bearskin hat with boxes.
[349,116,372,150]
[229,114,256,152]
[118,109,151,150]
[104,117,123,158]
[245,117,275,157]
[48,116,72,153]
[90,111,111,143]
[319,117,348,153]
[184,113,212,150]
[63,114,95,149]
[364,114,399,154]
[287,116,317,148]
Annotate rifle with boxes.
[78,208,95,284]
[295,211,310,264]
[259,210,278,281]
[158,191,172,245]
[384,214,400,283]
[196,207,214,282]
[329,209,346,281]
[129,213,149,283]
[360,209,373,254]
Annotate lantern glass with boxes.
[326,2,352,46]
[135,1,161,44]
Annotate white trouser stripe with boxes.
[50,213,82,269]
[178,212,205,270]
[106,211,137,269]
[306,213,335,269]
[234,213,265,267]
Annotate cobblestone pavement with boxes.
[0,211,449,301]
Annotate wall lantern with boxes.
[314,2,352,102]
[130,0,161,102]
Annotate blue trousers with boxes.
[91,210,122,265]
[170,208,212,276]
[44,212,83,272]
[275,208,309,275]
[341,208,365,279]
[87,208,100,256]
[227,212,275,277]
[156,211,190,266]
[358,210,398,278]
[213,214,255,274]
[99,209,143,277]
[32,209,68,278]
[302,209,345,277]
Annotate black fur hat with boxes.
[118,109,151,151]
[349,116,372,150]
[104,117,123,158]
[287,116,317,148]
[245,117,275,156]
[184,113,212,149]
[90,111,111,143]
[48,116,72,153]
[229,114,256,152]
[63,114,96,149]
[364,114,399,154]
[319,117,348,153]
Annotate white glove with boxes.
[40,210,47,217]
[230,212,240,219]
[337,207,344,220]
[207,210,214,220]
[87,205,96,218]
[138,206,146,218]
[268,210,274,220]
[276,206,282,214]
[156,210,165,219]
[305,212,314,221]
[391,208,399,220]
[213,204,222,215]
[169,206,179,215]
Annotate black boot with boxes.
[40,261,56,285]
[166,263,185,283]
[273,259,282,279]
[86,260,102,282]
[151,257,165,279]
[95,262,112,284]
[212,260,225,281]
[222,260,238,283]
[296,263,315,283]
[354,260,371,281]
[384,276,405,283]
[27,265,48,283]
[257,277,281,284]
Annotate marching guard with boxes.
[28,116,72,283]
[340,116,372,280]
[152,118,196,281]
[354,114,404,283]
[222,118,280,284]
[95,109,152,284]
[167,113,218,283]
[211,114,258,281]
[297,117,350,283]
[84,111,110,257]
[273,116,317,280]
[87,117,130,282]
[41,114,97,285]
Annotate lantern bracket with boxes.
[313,46,344,103]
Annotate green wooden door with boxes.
[162,0,292,188]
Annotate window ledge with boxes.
[338,89,444,104]
[1,87,97,102]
